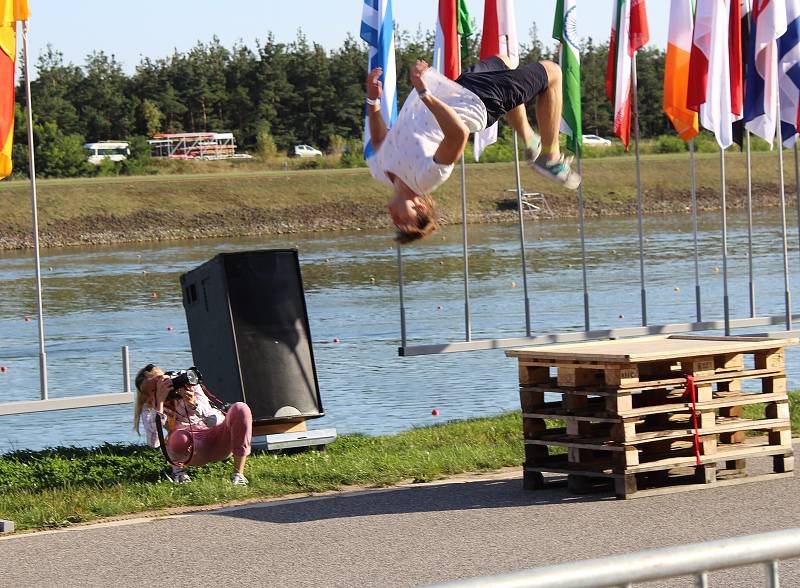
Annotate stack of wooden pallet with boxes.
[505,335,797,499]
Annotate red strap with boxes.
[681,374,702,465]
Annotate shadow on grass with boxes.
[210,476,616,525]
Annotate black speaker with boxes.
[180,249,323,425]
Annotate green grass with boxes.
[0,412,524,531]
[0,149,792,241]
[1,393,798,532]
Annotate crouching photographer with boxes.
[133,364,253,485]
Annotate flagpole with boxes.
[396,244,407,350]
[689,138,701,322]
[576,154,589,331]
[459,153,472,341]
[512,132,531,336]
[631,53,647,326]
[719,147,730,336]
[745,131,756,317]
[795,143,800,276]
[22,21,48,399]
[742,0,756,319]
[776,123,792,330]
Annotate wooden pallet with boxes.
[507,335,798,499]
[522,438,794,499]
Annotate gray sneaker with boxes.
[531,153,582,190]
[231,472,249,486]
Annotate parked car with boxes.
[582,134,612,147]
[290,144,323,157]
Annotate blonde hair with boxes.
[395,194,438,244]
[133,364,161,433]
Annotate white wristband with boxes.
[366,97,380,106]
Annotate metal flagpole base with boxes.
[39,350,48,400]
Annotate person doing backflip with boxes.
[366,55,581,244]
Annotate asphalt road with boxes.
[2,455,800,588]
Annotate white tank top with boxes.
[367,68,488,195]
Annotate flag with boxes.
[0,0,29,179]
[778,0,800,146]
[433,0,462,80]
[474,0,518,161]
[553,0,582,154]
[360,0,398,159]
[606,0,649,150]
[458,0,474,62]
[729,0,745,119]
[479,0,519,66]
[664,0,700,141]
[744,0,787,144]
[688,0,736,149]
[732,0,751,146]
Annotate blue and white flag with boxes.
[360,0,397,158]
[744,0,787,146]
[778,0,800,146]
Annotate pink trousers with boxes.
[167,402,252,467]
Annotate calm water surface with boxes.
[0,210,798,452]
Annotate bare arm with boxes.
[366,67,388,151]
[410,60,469,166]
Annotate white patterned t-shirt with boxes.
[367,68,488,195]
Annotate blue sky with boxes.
[26,1,669,72]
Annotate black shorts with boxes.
[456,56,549,127]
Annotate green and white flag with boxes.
[553,0,582,155]
[457,0,474,63]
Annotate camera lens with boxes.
[186,369,199,385]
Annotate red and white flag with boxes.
[475,0,518,160]
[729,0,744,119]
[687,0,736,149]
[606,0,649,150]
[433,0,461,80]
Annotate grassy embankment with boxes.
[1,394,799,532]
[0,150,793,250]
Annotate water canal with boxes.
[0,209,798,452]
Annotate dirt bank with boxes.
[0,156,792,250]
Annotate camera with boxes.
[163,367,203,401]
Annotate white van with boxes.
[83,142,130,165]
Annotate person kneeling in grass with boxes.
[366,55,581,244]
[133,364,252,485]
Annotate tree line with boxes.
[10,26,673,177]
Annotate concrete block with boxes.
[0,519,15,533]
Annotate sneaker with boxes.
[523,133,542,166]
[531,153,582,190]
[231,472,249,486]
[171,470,191,484]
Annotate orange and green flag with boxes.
[0,0,29,178]
[664,0,699,141]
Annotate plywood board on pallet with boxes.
[525,433,625,451]
[613,367,784,390]
[617,391,789,418]
[624,417,790,445]
[506,334,798,363]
